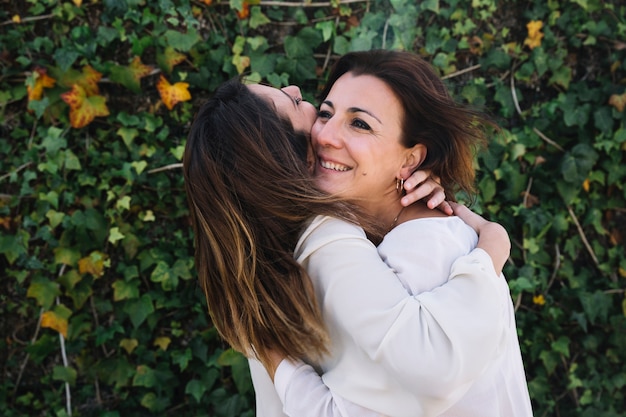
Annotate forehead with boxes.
[330,73,394,98]
[327,73,403,121]
[247,83,292,112]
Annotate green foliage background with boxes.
[1,0,625,416]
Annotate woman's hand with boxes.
[402,170,452,215]
[450,202,511,275]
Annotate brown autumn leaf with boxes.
[41,310,68,338]
[61,84,110,129]
[608,92,626,112]
[156,75,191,110]
[74,65,103,96]
[27,67,56,102]
[237,1,250,19]
[77,251,108,277]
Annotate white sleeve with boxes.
[274,359,384,417]
[297,217,506,401]
[249,358,288,417]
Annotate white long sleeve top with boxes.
[250,215,530,417]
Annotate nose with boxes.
[281,85,302,101]
[313,114,343,149]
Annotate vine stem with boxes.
[0,14,54,26]
[147,162,183,174]
[441,64,481,80]
[13,307,44,399]
[0,162,33,182]
[56,264,72,416]
[509,70,564,151]
[566,205,597,266]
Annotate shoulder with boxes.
[295,215,370,262]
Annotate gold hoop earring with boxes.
[396,178,404,193]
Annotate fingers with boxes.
[400,179,440,206]
[451,202,487,233]
[401,170,451,215]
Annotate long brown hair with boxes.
[321,50,496,201]
[183,78,371,368]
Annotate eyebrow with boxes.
[280,89,298,110]
[322,100,382,124]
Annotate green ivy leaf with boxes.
[249,6,270,29]
[185,379,206,403]
[164,28,201,52]
[172,347,193,371]
[151,261,179,291]
[112,279,140,301]
[123,294,154,328]
[68,279,93,309]
[53,365,77,385]
[140,392,169,412]
[579,291,611,325]
[117,127,139,148]
[40,127,66,154]
[217,348,253,394]
[54,247,81,266]
[133,364,157,388]
[561,143,598,185]
[64,149,82,170]
[109,227,126,244]
[549,65,572,90]
[27,277,61,309]
[420,0,439,12]
[551,336,571,358]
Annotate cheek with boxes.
[310,121,323,145]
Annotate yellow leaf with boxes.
[608,92,626,112]
[157,75,191,110]
[533,294,546,306]
[27,67,56,102]
[142,210,155,222]
[154,336,171,351]
[41,310,68,338]
[12,15,21,23]
[524,20,544,50]
[619,267,626,278]
[60,84,110,129]
[232,54,251,75]
[120,338,139,354]
[582,178,590,192]
[72,0,82,5]
[78,251,108,277]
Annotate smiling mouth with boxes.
[320,159,351,172]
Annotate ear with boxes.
[399,144,427,179]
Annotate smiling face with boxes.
[311,73,424,216]
[247,84,318,134]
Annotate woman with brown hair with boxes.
[256,50,532,417]
[183,62,519,417]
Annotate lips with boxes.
[319,158,351,172]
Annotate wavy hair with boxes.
[183,78,375,368]
[321,50,496,201]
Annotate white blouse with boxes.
[250,215,531,417]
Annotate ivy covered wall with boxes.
[1,1,625,416]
